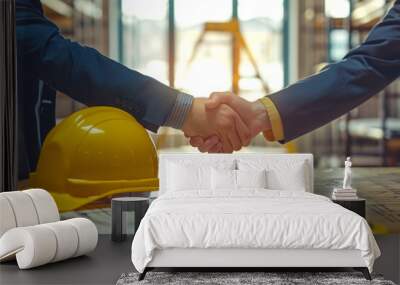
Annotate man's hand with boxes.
[189,92,272,152]
[182,98,251,153]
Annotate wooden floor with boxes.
[314,167,400,234]
[60,167,400,235]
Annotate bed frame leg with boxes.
[138,268,148,281]
[354,267,371,280]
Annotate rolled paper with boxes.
[0,196,17,237]
[24,189,60,224]
[65,218,98,257]
[0,219,98,269]
[42,221,79,262]
[0,226,57,269]
[0,190,97,269]
[1,192,39,227]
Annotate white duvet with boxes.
[131,190,380,273]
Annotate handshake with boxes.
[182,92,272,153]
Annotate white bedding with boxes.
[131,190,380,273]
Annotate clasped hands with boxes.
[182,92,272,153]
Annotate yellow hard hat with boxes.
[29,106,158,212]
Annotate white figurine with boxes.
[343,157,352,189]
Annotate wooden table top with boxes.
[19,167,400,234]
[315,167,400,234]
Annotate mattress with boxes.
[131,190,380,273]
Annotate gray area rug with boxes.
[116,272,396,285]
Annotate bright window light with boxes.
[325,0,350,18]
[175,0,232,27]
[122,0,167,20]
[239,0,283,21]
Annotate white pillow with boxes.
[211,168,236,190]
[237,159,307,191]
[267,162,306,191]
[236,169,267,189]
[166,159,236,192]
[167,163,211,191]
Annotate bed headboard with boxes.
[159,153,314,194]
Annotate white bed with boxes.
[131,154,380,281]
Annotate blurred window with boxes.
[329,29,349,61]
[122,0,169,85]
[174,0,233,97]
[325,0,350,62]
[238,0,284,97]
[175,0,284,97]
[121,0,284,97]
[325,0,350,18]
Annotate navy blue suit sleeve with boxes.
[269,0,400,142]
[16,3,178,132]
